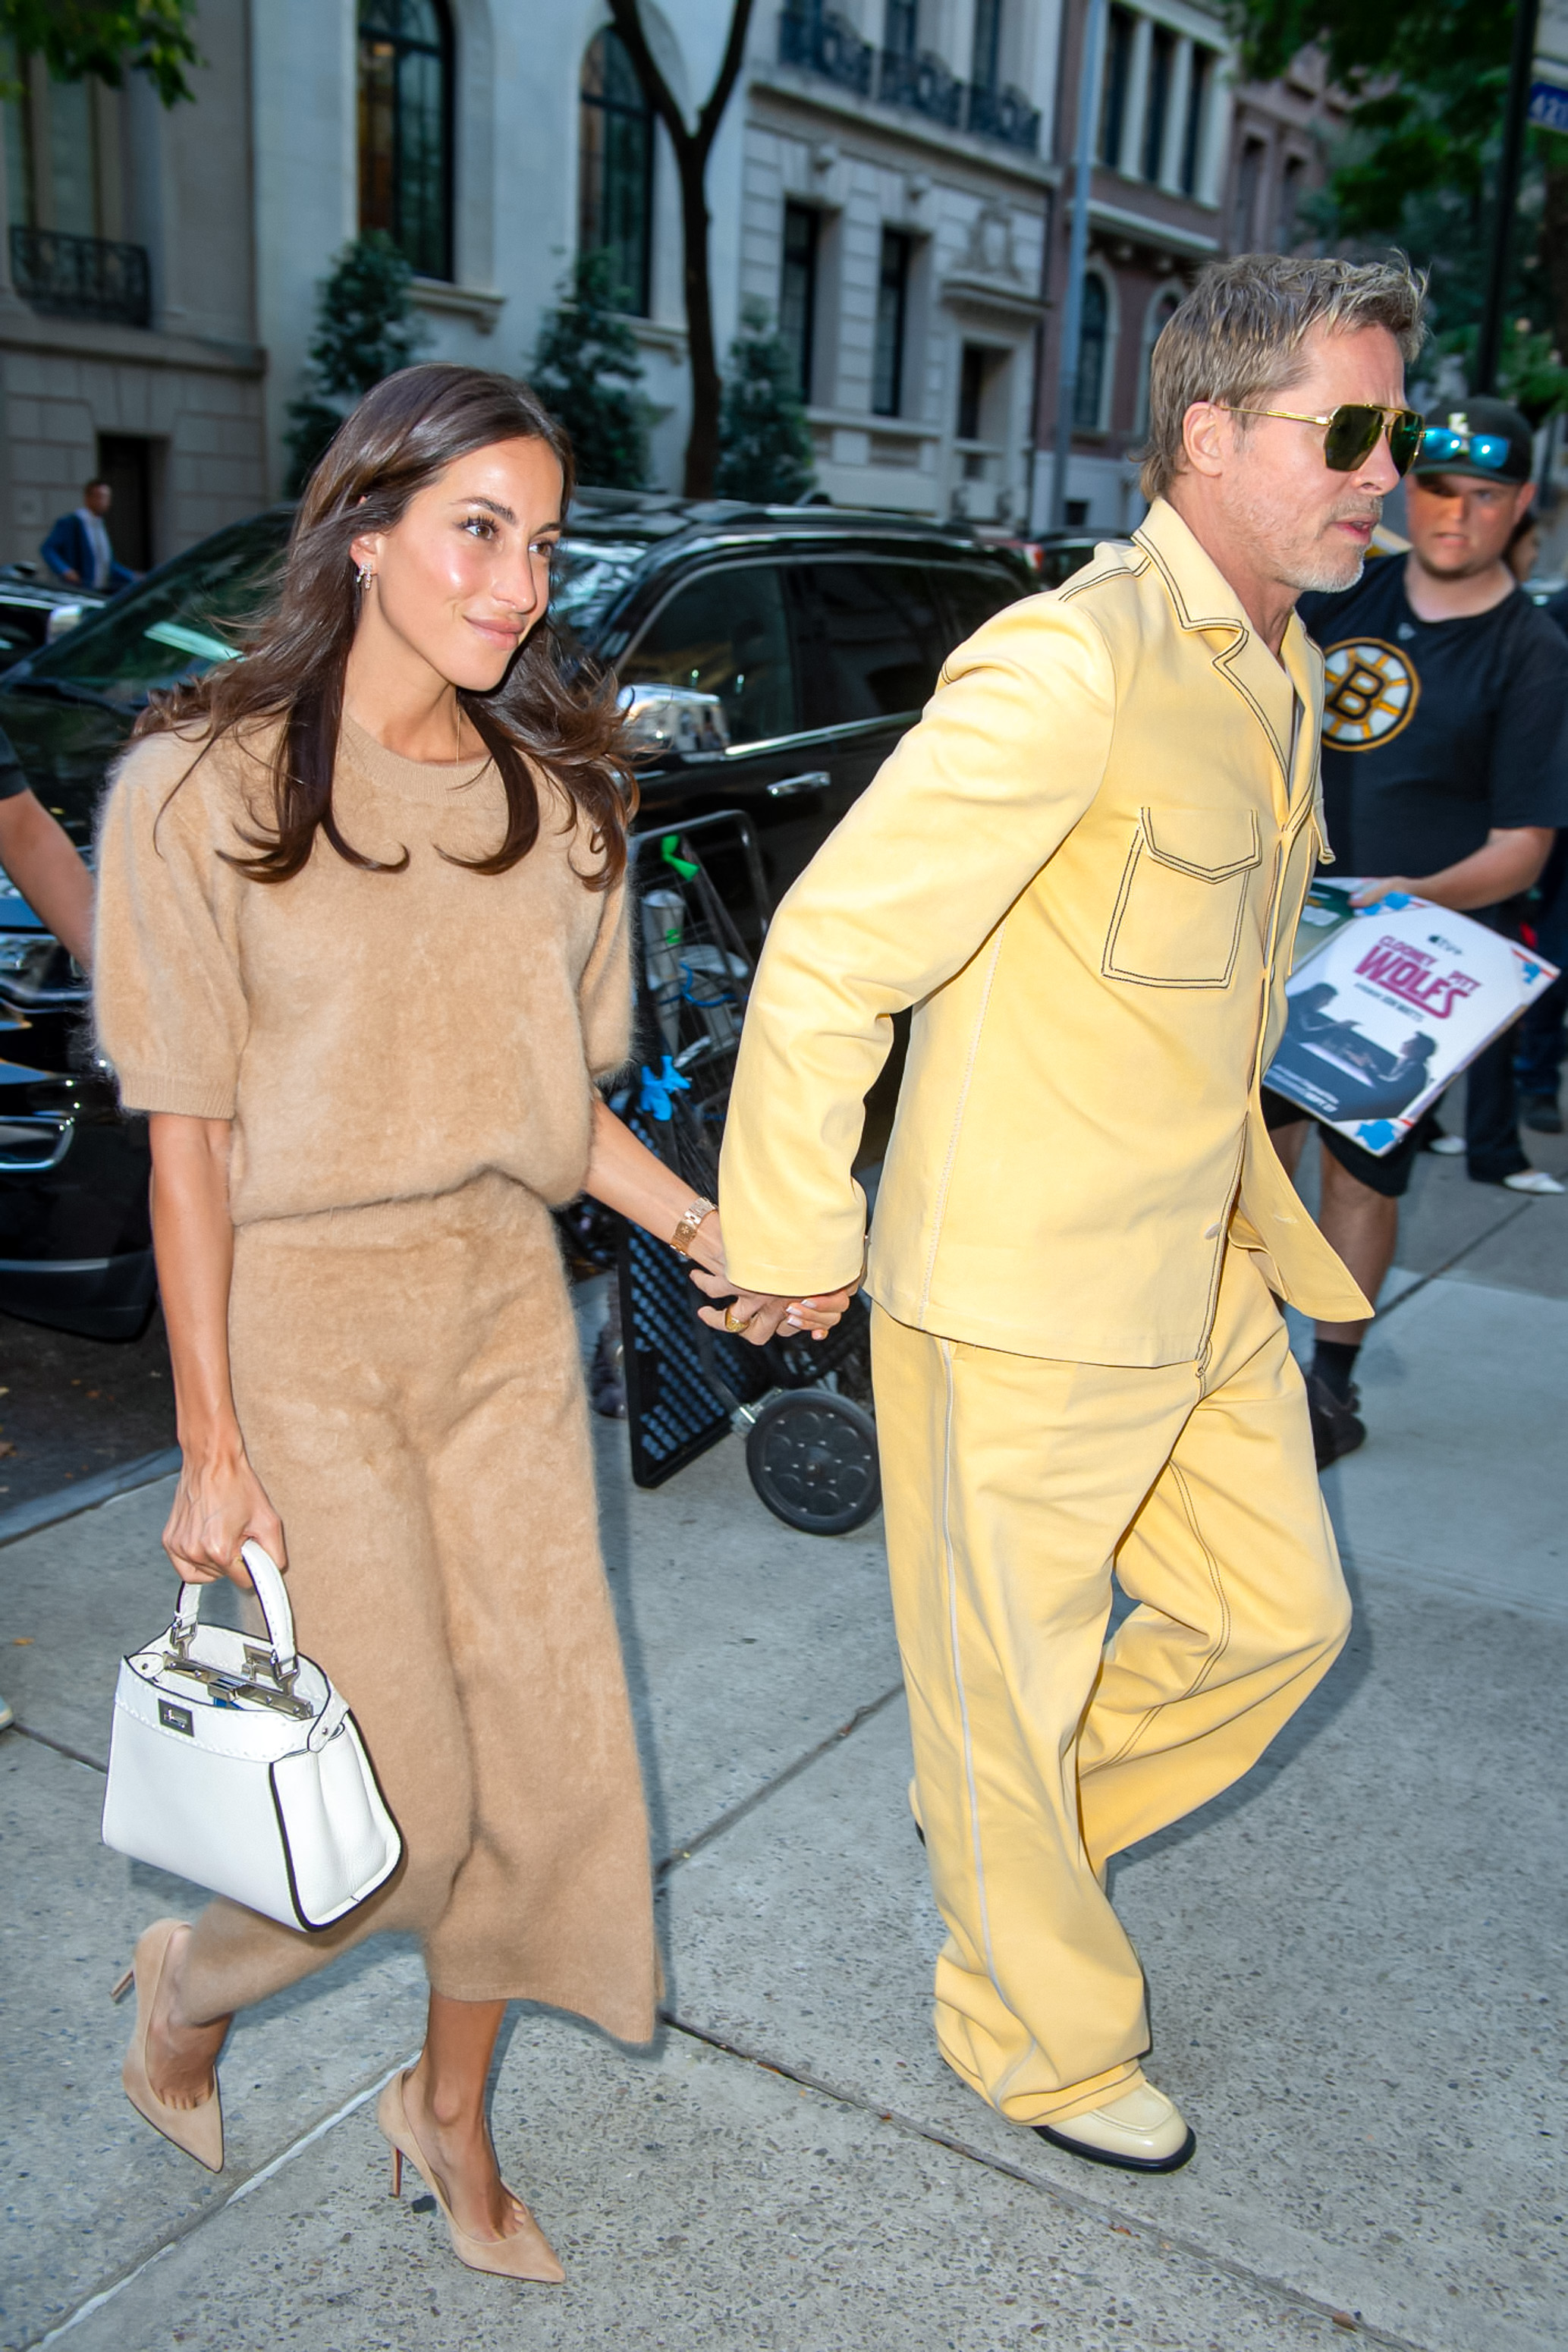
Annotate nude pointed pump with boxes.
[377,2069,564,2284]
[111,1917,224,2173]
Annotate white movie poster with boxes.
[1265,883,1560,1156]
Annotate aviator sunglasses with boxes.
[1223,401,1425,476]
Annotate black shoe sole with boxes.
[1033,2121,1197,2174]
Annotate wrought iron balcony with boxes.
[776,12,1040,155]
[878,47,963,129]
[965,80,1042,154]
[777,5,873,98]
[9,225,152,329]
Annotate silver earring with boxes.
[356,562,373,588]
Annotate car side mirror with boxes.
[617,684,731,762]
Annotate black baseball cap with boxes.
[1412,396,1534,485]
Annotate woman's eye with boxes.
[462,514,497,539]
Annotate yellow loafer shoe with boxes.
[1034,2081,1196,2174]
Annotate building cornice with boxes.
[0,298,265,374]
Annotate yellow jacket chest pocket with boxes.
[1102,805,1262,989]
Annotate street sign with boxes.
[1528,77,1568,131]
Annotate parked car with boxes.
[0,564,108,659]
[0,492,1034,1338]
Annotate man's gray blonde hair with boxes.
[1141,252,1427,504]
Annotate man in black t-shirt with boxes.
[1270,397,1568,1465]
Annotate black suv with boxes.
[0,492,1031,1338]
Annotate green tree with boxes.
[0,1,200,105]
[284,233,429,496]
[532,250,650,490]
[714,301,815,503]
[1227,2,1568,404]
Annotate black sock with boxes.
[1312,1338,1362,1403]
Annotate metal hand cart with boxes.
[608,811,880,1536]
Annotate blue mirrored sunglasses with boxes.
[1415,427,1516,474]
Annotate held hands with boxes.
[680,1209,853,1345]
[689,1262,854,1345]
[162,1439,287,1590]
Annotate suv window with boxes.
[802,561,947,729]
[624,563,797,745]
[14,511,291,711]
[941,563,1024,648]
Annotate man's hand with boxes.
[688,1262,854,1345]
[1349,877,1415,907]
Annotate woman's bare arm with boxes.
[149,1112,284,1586]
[580,1098,850,1344]
[0,789,94,966]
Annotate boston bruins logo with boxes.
[1321,637,1419,750]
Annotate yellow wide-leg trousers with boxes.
[871,1244,1351,2127]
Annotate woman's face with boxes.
[350,436,564,693]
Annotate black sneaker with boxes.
[1519,1092,1563,1135]
[1305,1369,1365,1469]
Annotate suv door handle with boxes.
[766,769,831,798]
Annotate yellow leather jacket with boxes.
[718,498,1370,1367]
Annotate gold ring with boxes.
[723,1306,753,1333]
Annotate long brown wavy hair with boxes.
[138,364,634,888]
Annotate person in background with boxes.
[0,741,96,1730]
[40,479,136,593]
[1271,396,1568,1468]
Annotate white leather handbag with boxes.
[102,1541,402,1931]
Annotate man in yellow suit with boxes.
[716,254,1425,2171]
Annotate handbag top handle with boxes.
[173,1542,297,1678]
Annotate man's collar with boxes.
[1134,496,1312,800]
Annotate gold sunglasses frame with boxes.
[1221,403,1424,474]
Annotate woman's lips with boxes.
[467,615,526,646]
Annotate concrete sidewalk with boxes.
[2,1145,1563,2352]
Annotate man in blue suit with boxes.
[40,479,136,592]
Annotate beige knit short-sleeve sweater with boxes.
[93,715,631,1225]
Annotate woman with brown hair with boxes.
[93,363,847,2281]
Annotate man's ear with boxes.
[1516,480,1538,521]
[1181,401,1230,481]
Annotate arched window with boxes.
[1073,273,1109,432]
[579,30,653,316]
[358,0,453,281]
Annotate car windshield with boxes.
[547,538,646,641]
[12,511,293,711]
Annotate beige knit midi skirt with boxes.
[178,1172,657,2040]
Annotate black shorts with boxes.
[1261,1085,1423,1199]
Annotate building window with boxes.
[884,0,918,59]
[1180,47,1211,196]
[873,227,913,417]
[1277,156,1306,248]
[780,202,819,401]
[2,46,108,236]
[1233,138,1265,250]
[971,0,1002,92]
[1074,272,1108,432]
[1142,25,1175,183]
[957,342,987,442]
[358,0,453,281]
[578,28,654,315]
[1098,7,1135,168]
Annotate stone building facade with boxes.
[0,2,267,572]
[0,2,1338,573]
[1032,0,1343,532]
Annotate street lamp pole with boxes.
[1475,0,1542,395]
[1051,0,1108,530]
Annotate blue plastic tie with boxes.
[636,1054,691,1121]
